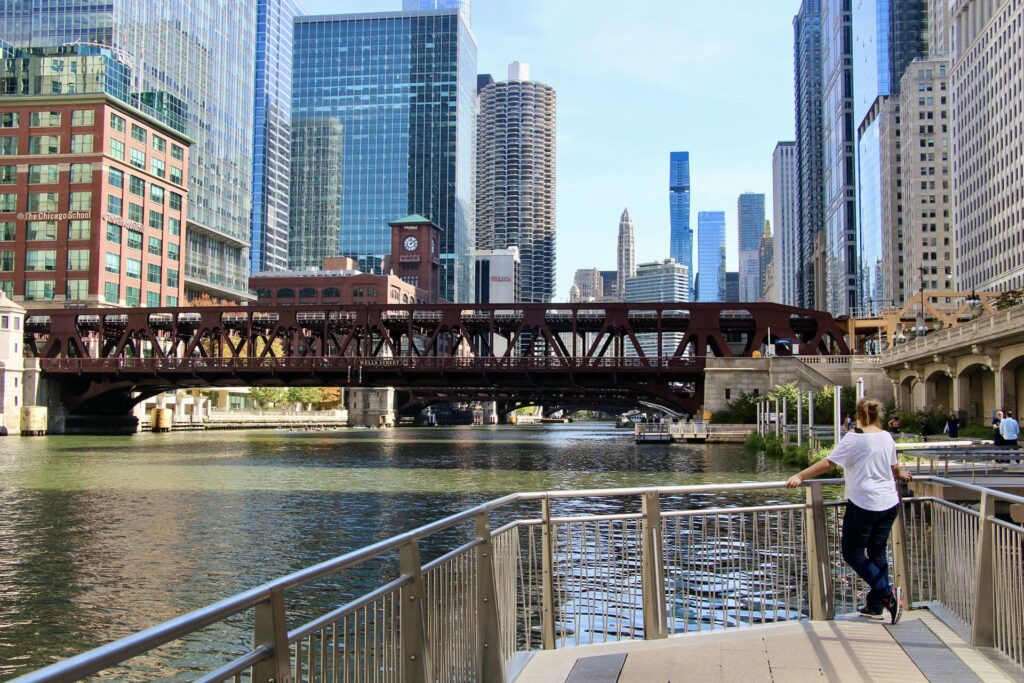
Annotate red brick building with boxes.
[0,94,190,307]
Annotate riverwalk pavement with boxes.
[514,608,1016,682]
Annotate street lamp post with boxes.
[914,265,929,336]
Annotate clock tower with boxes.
[385,214,443,302]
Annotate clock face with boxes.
[403,236,419,252]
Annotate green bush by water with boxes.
[745,430,839,473]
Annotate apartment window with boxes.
[149,184,164,205]
[150,158,165,178]
[25,250,57,271]
[0,280,12,298]
[128,202,143,222]
[0,193,16,212]
[166,268,179,288]
[0,136,17,155]
[28,164,59,184]
[167,243,179,261]
[130,124,147,143]
[70,134,94,154]
[30,111,61,127]
[171,144,183,161]
[125,285,141,307]
[148,210,163,230]
[68,220,90,240]
[109,139,124,160]
[146,291,160,307]
[66,279,88,301]
[169,192,182,211]
[128,175,144,197]
[0,112,18,127]
[126,230,142,251]
[147,263,161,284]
[69,191,91,211]
[151,135,166,153]
[110,113,125,132]
[0,165,15,184]
[0,222,13,240]
[70,163,92,183]
[168,217,181,236]
[66,249,89,270]
[129,148,145,169]
[104,170,122,193]
[169,166,182,185]
[24,279,55,301]
[0,251,13,271]
[165,295,178,306]
[104,252,119,274]
[28,135,60,155]
[28,192,58,211]
[27,221,57,240]
[147,236,162,256]
[71,109,95,127]
[126,257,141,279]
[107,194,122,216]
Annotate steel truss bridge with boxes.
[24,302,849,422]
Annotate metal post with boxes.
[774,399,780,438]
[640,491,667,640]
[971,492,996,647]
[797,392,803,447]
[474,513,506,682]
[757,401,762,436]
[856,376,865,401]
[252,588,292,683]
[833,385,842,442]
[540,497,557,650]
[890,499,913,611]
[808,390,815,445]
[804,483,834,620]
[399,541,433,683]
[782,397,788,445]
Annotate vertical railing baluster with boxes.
[540,497,557,649]
[804,483,834,620]
[399,541,432,683]
[641,490,667,639]
[253,588,292,683]
[474,512,505,682]
[891,497,913,608]
[971,492,996,647]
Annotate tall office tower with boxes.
[292,8,478,302]
[773,142,799,306]
[251,0,302,274]
[288,118,343,270]
[821,0,858,315]
[759,221,778,302]
[853,0,928,312]
[616,208,636,299]
[624,259,689,358]
[476,62,557,303]
[898,59,953,304]
[793,0,824,310]
[572,268,604,301]
[669,152,692,275]
[696,211,726,302]
[737,193,765,302]
[474,247,520,303]
[725,272,740,302]
[951,0,1024,292]
[0,1,258,302]
[404,0,470,17]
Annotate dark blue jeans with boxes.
[841,500,900,610]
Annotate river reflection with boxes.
[0,423,795,678]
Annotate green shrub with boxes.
[959,424,992,439]
[744,432,765,452]
[764,434,784,460]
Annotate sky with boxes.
[301,0,799,299]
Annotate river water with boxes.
[0,423,795,679]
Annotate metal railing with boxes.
[11,477,1024,682]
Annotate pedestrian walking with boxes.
[999,410,1019,449]
[992,410,1005,446]
[785,398,912,624]
[943,413,959,439]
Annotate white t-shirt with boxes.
[825,430,899,511]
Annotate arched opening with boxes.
[276,288,295,299]
[924,370,954,414]
[957,363,996,424]
[899,376,915,411]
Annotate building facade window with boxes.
[129,148,145,169]
[150,158,165,178]
[105,252,119,274]
[28,164,58,184]
[27,192,57,211]
[70,134,93,154]
[27,221,57,240]
[130,124,147,143]
[24,279,55,301]
[169,192,182,211]
[147,236,162,256]
[151,135,166,153]
[0,222,14,240]
[0,165,16,184]
[0,251,14,271]
[128,203,143,222]
[67,249,89,270]
[109,139,124,160]
[68,220,89,240]
[107,195,122,216]
[168,217,181,236]
[71,109,95,127]
[166,268,179,288]
[0,193,17,212]
[108,167,123,189]
[28,135,60,155]
[110,113,125,132]
[30,111,61,127]
[125,285,141,307]
[69,191,91,211]
[0,113,19,128]
[104,281,119,303]
[66,279,88,301]
[126,257,141,279]
[146,263,161,284]
[69,163,91,183]
[126,231,142,250]
[129,175,145,197]
[25,250,56,271]
[146,291,160,307]
[148,210,162,229]
[149,185,164,205]
[106,223,120,243]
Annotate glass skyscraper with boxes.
[697,211,726,302]
[292,9,478,302]
[0,0,258,301]
[669,152,692,278]
[794,0,824,310]
[251,0,302,274]
[737,193,765,302]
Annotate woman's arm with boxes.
[784,458,837,488]
[892,464,913,482]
